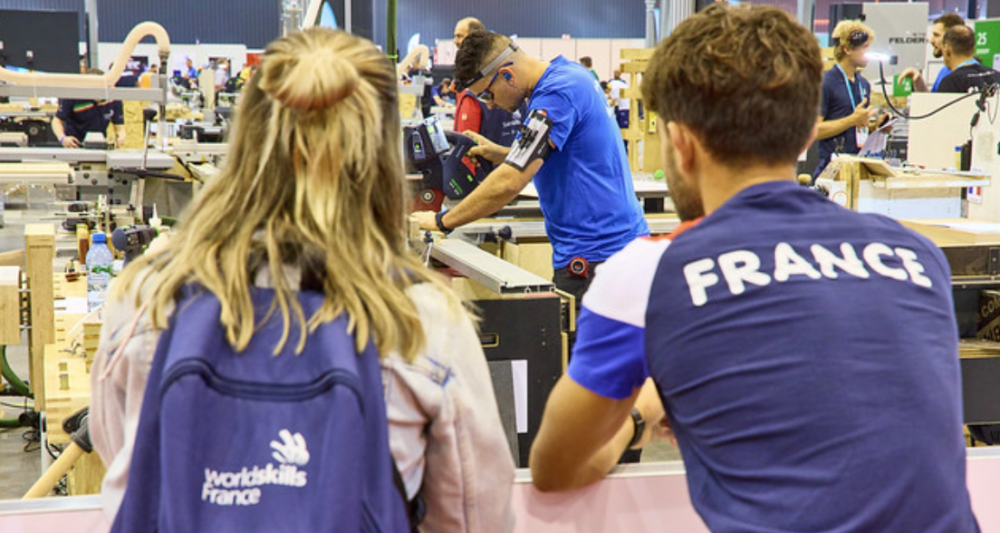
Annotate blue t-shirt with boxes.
[816,66,871,178]
[569,181,979,533]
[525,56,648,267]
[933,66,953,92]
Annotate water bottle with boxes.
[86,233,114,312]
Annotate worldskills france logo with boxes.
[201,429,309,506]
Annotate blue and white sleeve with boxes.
[568,238,672,400]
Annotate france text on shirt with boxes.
[683,241,932,306]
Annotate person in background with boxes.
[579,56,600,81]
[432,77,457,107]
[530,6,980,533]
[937,25,1000,93]
[52,69,126,149]
[214,59,231,91]
[608,69,630,131]
[183,57,199,89]
[813,19,888,179]
[138,64,159,89]
[453,16,485,49]
[90,27,514,532]
[899,13,966,93]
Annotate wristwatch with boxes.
[435,211,453,234]
[627,408,646,450]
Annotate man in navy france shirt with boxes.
[530,5,979,533]
[413,31,648,300]
[814,20,887,179]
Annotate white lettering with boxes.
[774,243,822,282]
[718,250,771,295]
[894,247,933,288]
[811,243,869,279]
[863,243,908,281]
[683,258,719,307]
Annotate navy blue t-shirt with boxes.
[570,181,978,532]
[817,66,871,177]
[523,56,648,267]
[56,99,124,141]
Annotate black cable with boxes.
[878,62,982,119]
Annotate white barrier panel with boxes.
[3,450,999,532]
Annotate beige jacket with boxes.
[91,281,515,532]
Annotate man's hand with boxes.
[61,136,80,149]
[464,130,507,164]
[850,98,879,128]
[899,68,922,83]
[412,210,438,231]
[898,68,928,92]
[116,132,127,148]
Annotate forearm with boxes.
[816,116,855,140]
[51,118,66,139]
[561,416,636,490]
[440,161,536,229]
[913,76,928,93]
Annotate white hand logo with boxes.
[270,429,310,466]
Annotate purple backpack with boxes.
[111,287,409,532]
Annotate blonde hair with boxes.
[832,20,875,61]
[115,28,458,361]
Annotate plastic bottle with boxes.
[86,233,114,312]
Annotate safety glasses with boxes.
[476,62,513,103]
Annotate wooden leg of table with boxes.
[22,442,85,499]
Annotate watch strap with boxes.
[628,407,646,450]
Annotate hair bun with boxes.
[260,45,360,112]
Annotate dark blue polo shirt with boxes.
[55,99,124,141]
[816,66,870,178]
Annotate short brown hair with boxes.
[943,24,975,56]
[641,4,821,167]
[934,13,965,29]
[454,31,509,90]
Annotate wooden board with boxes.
[899,219,1000,246]
[25,224,55,410]
[0,266,19,345]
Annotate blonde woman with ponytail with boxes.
[91,28,515,532]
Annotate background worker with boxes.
[899,13,967,93]
[51,69,126,149]
[937,25,1000,93]
[813,20,888,179]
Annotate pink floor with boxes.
[2,452,998,532]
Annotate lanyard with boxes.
[955,59,977,71]
[836,64,865,110]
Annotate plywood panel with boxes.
[0,266,19,345]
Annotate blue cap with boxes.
[92,232,106,244]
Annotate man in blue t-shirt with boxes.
[814,20,888,179]
[530,5,979,533]
[900,13,967,93]
[414,31,648,301]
